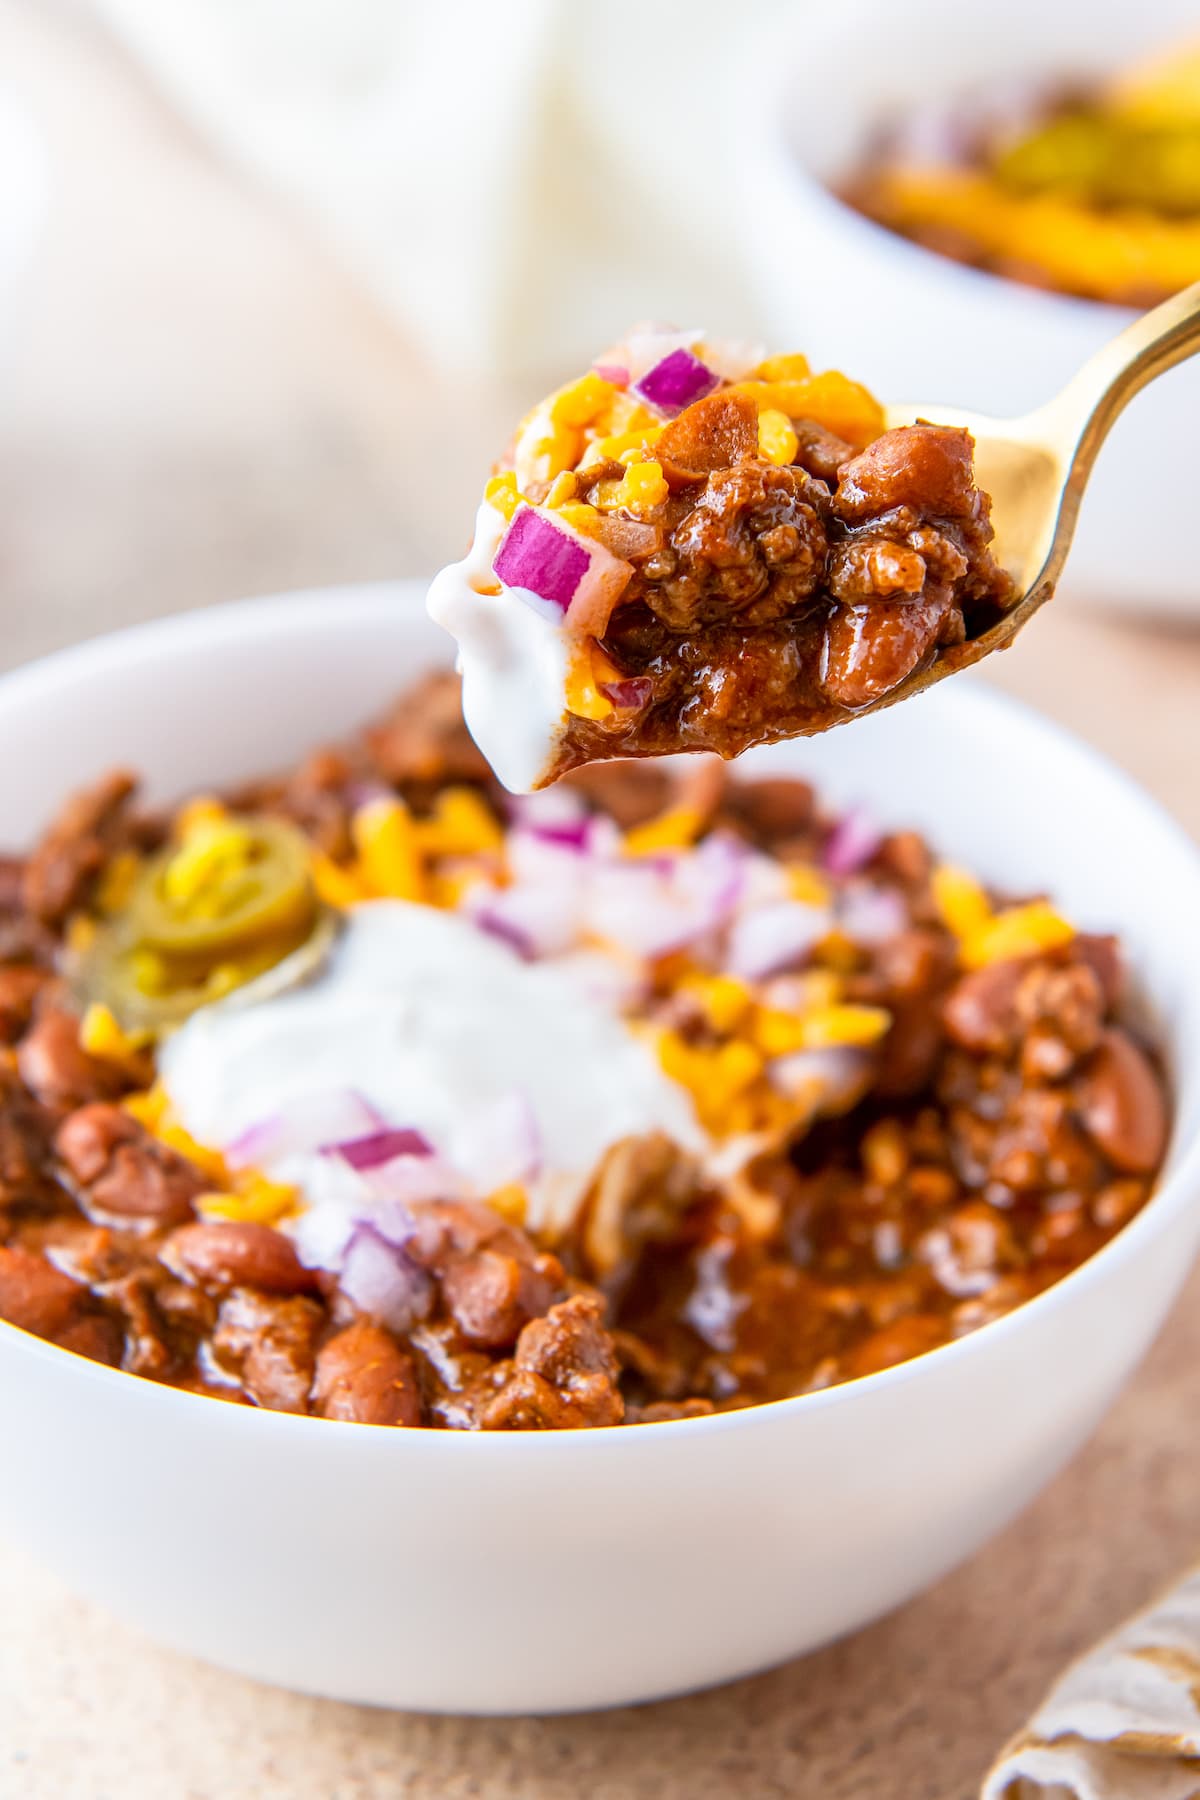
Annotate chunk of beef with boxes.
[365,672,491,791]
[637,459,830,631]
[22,770,136,926]
[0,1242,88,1338]
[479,1296,624,1430]
[0,966,50,1045]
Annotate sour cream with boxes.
[426,499,572,794]
[160,901,702,1237]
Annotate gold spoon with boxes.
[842,276,1200,723]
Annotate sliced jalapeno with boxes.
[126,816,316,957]
[70,815,336,1035]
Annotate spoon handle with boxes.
[1041,279,1200,482]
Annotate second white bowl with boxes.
[737,0,1200,614]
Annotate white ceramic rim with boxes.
[3,582,1200,1448]
[787,166,1141,336]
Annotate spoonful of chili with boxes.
[427,289,1200,792]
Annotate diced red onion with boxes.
[584,867,694,959]
[592,362,629,387]
[452,1091,542,1191]
[225,1089,384,1170]
[346,779,393,811]
[340,1225,433,1333]
[322,1127,434,1171]
[506,788,588,832]
[600,676,653,712]
[726,900,831,981]
[547,947,646,1011]
[465,879,580,961]
[624,326,698,378]
[470,904,537,961]
[525,816,593,850]
[508,815,619,881]
[633,346,721,418]
[836,883,907,947]
[699,338,764,383]
[822,806,883,878]
[289,1191,416,1274]
[585,832,748,959]
[355,1153,465,1206]
[680,830,752,921]
[492,504,632,636]
[493,505,588,614]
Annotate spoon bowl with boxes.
[856,278,1200,724]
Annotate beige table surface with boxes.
[2,6,1200,1797]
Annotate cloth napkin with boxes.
[984,1567,1200,1800]
[86,0,790,383]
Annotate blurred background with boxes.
[0,0,1197,764]
[0,0,791,672]
[3,4,1200,1795]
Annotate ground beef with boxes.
[0,693,1168,1430]
[632,459,830,631]
[550,421,1016,778]
[21,770,136,927]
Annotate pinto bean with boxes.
[56,1103,201,1226]
[1076,1028,1169,1175]
[835,425,977,524]
[0,1244,87,1338]
[164,1222,317,1296]
[407,1199,564,1350]
[820,590,954,710]
[1073,933,1124,1009]
[441,1250,546,1351]
[313,1321,421,1426]
[17,1010,127,1110]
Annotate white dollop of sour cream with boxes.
[160,901,702,1238]
[426,499,572,794]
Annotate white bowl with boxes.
[737,0,1200,615]
[1,582,1200,1715]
